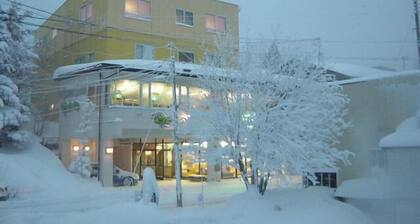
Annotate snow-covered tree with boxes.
[0,75,30,145]
[187,37,351,194]
[77,98,96,134]
[0,2,38,106]
[181,34,252,189]
[68,150,91,178]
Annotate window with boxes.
[110,80,140,106]
[176,9,193,26]
[87,53,95,63]
[74,56,85,64]
[150,82,173,108]
[80,3,93,22]
[88,86,99,105]
[205,53,222,67]
[134,44,154,59]
[303,172,337,188]
[178,51,195,63]
[189,87,209,109]
[125,0,151,20]
[205,14,226,33]
[51,29,57,39]
[141,83,150,107]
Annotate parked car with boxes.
[0,185,9,201]
[90,164,139,186]
[90,163,99,178]
[113,166,139,186]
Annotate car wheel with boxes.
[123,177,134,186]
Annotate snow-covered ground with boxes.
[0,138,372,224]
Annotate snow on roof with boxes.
[326,62,394,78]
[53,59,211,79]
[332,69,420,85]
[379,109,420,149]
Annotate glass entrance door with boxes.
[133,142,174,180]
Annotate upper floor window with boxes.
[80,3,93,21]
[176,9,193,27]
[51,29,58,39]
[135,43,154,59]
[205,14,226,33]
[179,51,195,63]
[125,0,151,20]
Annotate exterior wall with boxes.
[33,0,238,121]
[56,69,217,186]
[337,74,420,184]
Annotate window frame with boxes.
[178,51,195,63]
[124,0,152,21]
[134,43,154,60]
[176,9,194,27]
[205,14,227,34]
[80,3,93,22]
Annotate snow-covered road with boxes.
[0,179,245,213]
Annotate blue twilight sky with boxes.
[14,0,419,70]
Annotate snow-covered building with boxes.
[333,70,420,224]
[53,60,241,187]
[334,70,420,183]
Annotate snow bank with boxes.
[379,110,420,148]
[336,176,420,200]
[0,136,98,200]
[172,187,372,224]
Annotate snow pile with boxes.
[135,167,159,204]
[2,186,372,224]
[379,109,420,148]
[336,176,420,200]
[172,187,372,224]
[0,136,97,200]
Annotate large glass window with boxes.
[141,83,150,107]
[189,87,209,109]
[125,0,151,20]
[176,9,194,26]
[110,80,140,106]
[205,14,226,33]
[150,82,173,108]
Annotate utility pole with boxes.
[168,42,183,207]
[414,0,420,67]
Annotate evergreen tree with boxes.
[0,75,30,144]
[0,2,38,106]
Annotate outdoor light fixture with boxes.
[220,141,228,148]
[72,145,80,152]
[105,147,113,154]
[84,146,91,152]
[200,141,208,149]
[145,151,152,156]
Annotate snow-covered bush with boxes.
[135,167,159,205]
[0,75,30,145]
[68,151,91,178]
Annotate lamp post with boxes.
[168,42,183,207]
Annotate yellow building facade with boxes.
[34,0,239,118]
